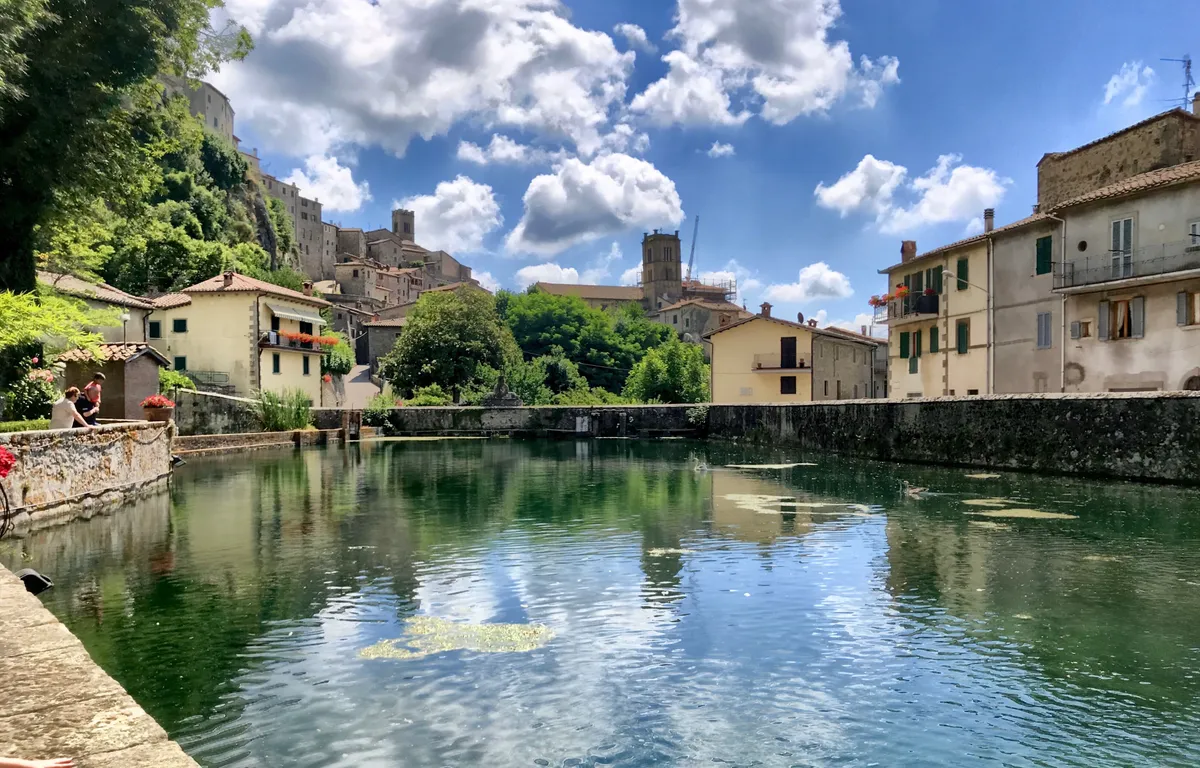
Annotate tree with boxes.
[0,0,49,105]
[321,332,354,377]
[623,337,710,404]
[265,196,294,265]
[380,289,517,402]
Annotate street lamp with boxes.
[120,312,131,344]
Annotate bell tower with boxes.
[640,229,683,310]
[392,208,415,241]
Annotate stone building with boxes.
[160,76,235,144]
[321,223,339,279]
[651,298,751,359]
[337,228,367,260]
[38,272,154,344]
[363,318,406,375]
[296,195,326,279]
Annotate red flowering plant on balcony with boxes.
[0,446,15,480]
[924,287,937,296]
[141,394,175,408]
[893,284,910,298]
[868,295,886,308]
[279,332,340,347]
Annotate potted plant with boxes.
[141,394,176,423]
[924,287,936,296]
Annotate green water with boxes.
[5,439,1200,767]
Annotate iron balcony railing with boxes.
[752,353,809,371]
[874,293,939,324]
[1056,237,1200,290]
[188,370,230,386]
[259,331,314,350]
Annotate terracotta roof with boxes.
[819,326,886,346]
[704,314,876,346]
[420,281,488,294]
[879,213,1053,273]
[38,272,154,310]
[1052,159,1200,210]
[312,280,339,294]
[56,343,170,366]
[654,298,747,314]
[150,293,192,309]
[364,318,407,328]
[1037,108,1199,166]
[535,282,644,301]
[180,272,330,307]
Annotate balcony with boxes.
[874,293,939,325]
[259,331,314,351]
[1055,238,1200,291]
[752,353,810,371]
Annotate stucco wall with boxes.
[0,422,173,530]
[150,293,254,394]
[992,221,1063,393]
[811,336,874,401]
[710,320,814,404]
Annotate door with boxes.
[1111,218,1133,279]
[780,336,797,369]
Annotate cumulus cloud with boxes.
[210,0,636,158]
[505,153,684,256]
[474,270,501,292]
[620,264,642,285]
[814,153,1008,234]
[397,176,502,254]
[282,155,371,212]
[614,22,656,53]
[707,142,736,158]
[457,134,561,166]
[630,0,898,127]
[698,259,761,300]
[514,262,580,288]
[829,312,886,338]
[1104,61,1155,107]
[763,262,853,303]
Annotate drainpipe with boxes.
[986,236,994,394]
[1046,213,1067,392]
[255,294,262,392]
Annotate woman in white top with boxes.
[49,387,91,430]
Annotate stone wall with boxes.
[172,388,259,436]
[322,404,701,438]
[174,428,342,455]
[0,422,173,532]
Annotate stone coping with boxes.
[0,566,200,767]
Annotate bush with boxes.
[5,373,58,421]
[321,332,354,377]
[0,419,49,434]
[407,384,453,407]
[363,386,402,426]
[159,368,194,393]
[256,389,312,432]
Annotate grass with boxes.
[255,389,313,432]
[0,419,49,434]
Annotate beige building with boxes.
[534,282,645,311]
[147,271,331,402]
[38,272,153,344]
[706,306,876,403]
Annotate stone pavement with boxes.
[342,364,380,409]
[0,566,199,767]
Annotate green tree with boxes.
[622,337,710,404]
[266,196,294,263]
[199,127,247,192]
[0,285,116,356]
[0,0,49,105]
[380,289,516,402]
[321,332,354,377]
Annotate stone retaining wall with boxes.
[172,389,259,436]
[0,422,173,533]
[326,404,701,438]
[174,428,343,455]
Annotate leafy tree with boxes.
[266,196,295,262]
[158,367,194,393]
[321,332,354,377]
[0,0,49,104]
[380,289,517,402]
[199,131,247,192]
[623,337,710,404]
[0,285,115,357]
[407,384,453,407]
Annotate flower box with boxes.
[141,394,175,423]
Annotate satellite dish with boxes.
[796,312,804,324]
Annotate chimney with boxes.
[1193,90,1200,116]
[861,325,868,336]
[302,280,314,296]
[222,270,235,288]
[1032,203,1041,214]
[759,302,772,318]
[983,208,995,232]
[807,319,817,328]
[901,240,917,263]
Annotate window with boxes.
[212,117,218,128]
[1179,292,1199,326]
[913,329,922,358]
[149,321,161,339]
[1036,312,1052,349]
[303,356,311,376]
[956,257,969,290]
[1111,218,1134,279]
[956,319,970,354]
[930,326,939,353]
[207,93,211,103]
[1099,297,1144,340]
[967,389,980,396]
[685,318,690,328]
[301,199,308,207]
[1035,235,1053,276]
[299,321,313,336]
[352,269,359,278]
[854,384,858,398]
[337,312,344,321]
[172,318,188,333]
[301,212,308,220]
[781,376,797,395]
[272,353,281,374]
[173,356,187,371]
[1189,220,1200,245]
[908,356,918,374]
[836,380,842,398]
[271,316,280,332]
[673,314,678,324]
[404,222,411,234]
[823,381,828,396]
[852,348,857,363]
[899,331,910,359]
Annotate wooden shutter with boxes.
[1070,321,1081,340]
[1179,292,1190,326]
[930,326,939,353]
[956,320,969,354]
[908,356,918,374]
[914,329,922,357]
[899,332,910,359]
[957,257,969,290]
[1035,236,1053,275]
[1131,296,1145,338]
[932,265,944,293]
[1098,300,1110,340]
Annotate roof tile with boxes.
[38,272,155,310]
[181,272,330,307]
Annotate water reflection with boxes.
[2,440,1200,767]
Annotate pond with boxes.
[4,439,1200,767]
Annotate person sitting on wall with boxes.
[76,372,104,426]
[50,387,92,430]
[0,757,76,767]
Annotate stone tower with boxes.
[641,229,683,310]
[392,208,415,241]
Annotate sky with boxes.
[209,0,1200,334]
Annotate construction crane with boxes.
[685,215,700,282]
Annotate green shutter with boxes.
[908,356,918,374]
[930,326,939,353]
[957,257,969,290]
[899,332,910,359]
[932,265,944,293]
[1035,236,1053,276]
[913,330,922,358]
[956,320,969,354]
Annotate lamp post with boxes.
[120,312,131,345]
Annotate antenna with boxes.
[1161,55,1195,109]
[685,215,699,282]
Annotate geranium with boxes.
[868,296,885,308]
[314,336,340,347]
[26,368,55,384]
[924,287,936,296]
[0,446,15,479]
[141,394,175,408]
[894,284,910,296]
[322,373,332,383]
[30,357,38,365]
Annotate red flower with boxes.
[924,287,936,295]
[322,374,332,383]
[141,394,175,408]
[30,357,38,365]
[0,446,15,480]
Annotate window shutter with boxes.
[1035,236,1053,276]
[1131,296,1145,338]
[1070,321,1081,340]
[908,356,918,374]
[914,330,922,357]
[899,332,910,359]
[930,326,939,353]
[956,321,969,354]
[957,257,969,290]
[932,265,944,293]
[1098,300,1110,340]
[1179,292,1190,326]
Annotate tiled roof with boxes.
[704,314,877,346]
[38,272,155,310]
[535,282,644,301]
[1053,159,1200,210]
[180,272,330,307]
[150,293,192,309]
[364,318,407,328]
[421,281,489,294]
[879,213,1053,273]
[654,298,747,314]
[819,326,886,346]
[56,343,170,365]
[1037,108,1199,166]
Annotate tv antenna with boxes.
[1161,55,1195,109]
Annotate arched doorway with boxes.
[1185,375,1200,391]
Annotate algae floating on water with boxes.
[969,521,1012,531]
[962,498,1015,508]
[967,509,1079,520]
[726,463,817,470]
[964,473,1002,480]
[359,616,555,661]
[648,548,695,556]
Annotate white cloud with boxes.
[210,0,636,158]
[1104,61,1155,107]
[698,259,761,301]
[505,153,684,256]
[614,22,656,53]
[630,0,898,128]
[397,175,502,254]
[600,123,651,155]
[830,312,886,338]
[581,242,624,283]
[814,153,1008,234]
[282,155,371,212]
[963,217,984,236]
[514,262,580,288]
[456,134,562,166]
[707,141,736,158]
[763,262,853,303]
[474,270,500,292]
[620,264,642,285]
[812,309,828,325]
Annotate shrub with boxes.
[321,332,354,377]
[686,405,710,426]
[363,386,402,426]
[158,368,194,393]
[5,372,58,421]
[407,384,453,407]
[256,388,312,432]
[0,419,49,434]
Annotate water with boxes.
[5,439,1200,767]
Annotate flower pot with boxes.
[143,406,174,423]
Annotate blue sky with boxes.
[211,0,1200,331]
